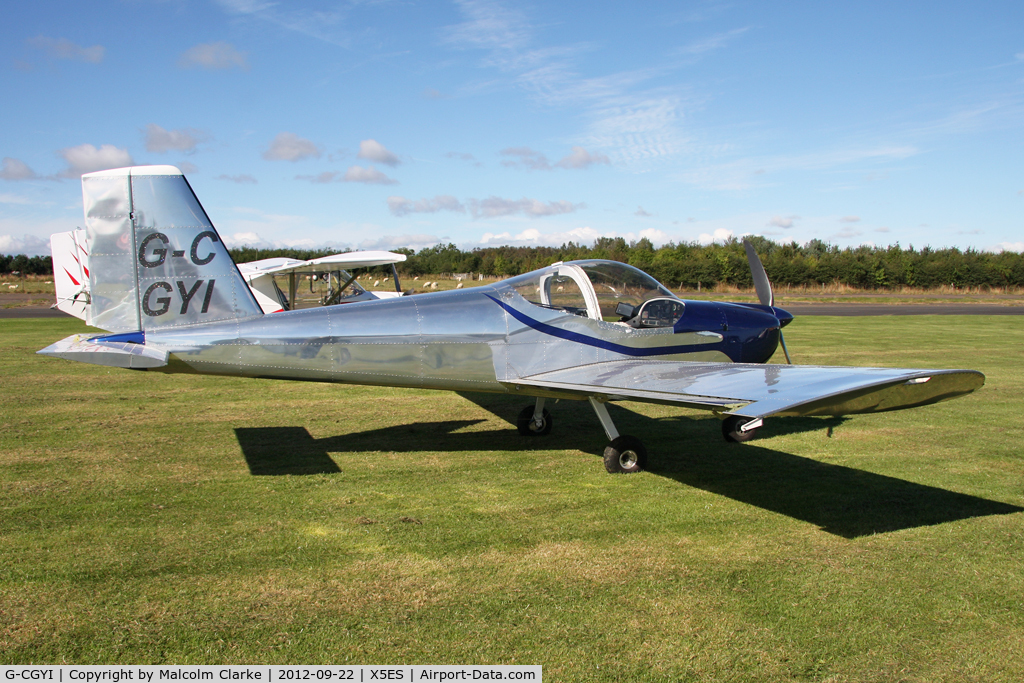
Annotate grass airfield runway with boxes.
[1,315,1022,680]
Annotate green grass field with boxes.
[2,316,1022,680]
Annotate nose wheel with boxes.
[589,397,647,474]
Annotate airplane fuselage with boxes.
[144,282,789,398]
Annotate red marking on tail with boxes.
[63,267,81,286]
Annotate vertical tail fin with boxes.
[82,165,262,332]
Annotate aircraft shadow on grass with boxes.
[235,396,1022,540]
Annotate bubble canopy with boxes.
[503,259,677,321]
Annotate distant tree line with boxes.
[0,253,53,276]
[6,238,1024,289]
[291,237,1024,290]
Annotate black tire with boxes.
[603,435,647,474]
[722,415,758,443]
[517,405,552,436]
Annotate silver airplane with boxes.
[39,166,984,473]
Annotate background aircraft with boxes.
[40,166,984,473]
[237,251,406,313]
[51,228,407,319]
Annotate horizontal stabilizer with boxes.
[37,334,168,369]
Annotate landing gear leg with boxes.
[517,398,552,436]
[589,398,647,474]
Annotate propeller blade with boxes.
[743,239,773,307]
[779,330,792,364]
[743,239,793,364]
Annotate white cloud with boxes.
[144,124,209,153]
[995,241,1024,252]
[500,147,551,170]
[875,226,890,233]
[634,206,652,217]
[263,132,321,162]
[446,152,477,163]
[839,215,861,223]
[555,146,610,169]
[697,228,734,245]
[833,228,863,239]
[216,174,257,184]
[215,0,353,49]
[469,196,581,219]
[582,95,685,165]
[479,225,603,245]
[678,146,918,191]
[0,234,50,255]
[217,208,328,250]
[638,228,670,244]
[357,140,401,167]
[443,2,685,167]
[358,234,444,251]
[474,224,671,248]
[0,194,33,205]
[768,216,796,229]
[57,144,133,178]
[442,0,530,54]
[296,168,398,185]
[500,146,610,171]
[343,166,397,185]
[671,27,750,57]
[296,172,342,184]
[220,229,444,255]
[388,195,465,216]
[27,36,104,63]
[176,161,199,175]
[1,158,37,181]
[223,231,264,247]
[178,42,249,70]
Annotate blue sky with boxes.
[2,0,1022,257]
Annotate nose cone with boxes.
[773,306,794,328]
[718,303,784,364]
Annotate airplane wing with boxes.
[506,359,984,419]
[307,251,407,269]
[236,257,308,277]
[237,251,407,278]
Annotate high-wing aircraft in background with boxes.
[40,166,985,473]
[236,251,407,313]
[51,229,408,319]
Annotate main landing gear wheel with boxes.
[517,405,552,436]
[603,435,647,474]
[722,415,759,443]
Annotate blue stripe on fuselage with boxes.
[486,294,722,358]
